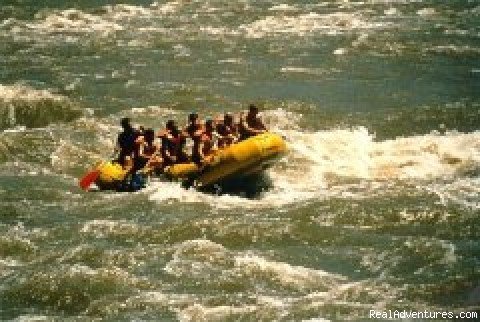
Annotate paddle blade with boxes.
[79,170,99,190]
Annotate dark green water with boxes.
[1,0,479,321]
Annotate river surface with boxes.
[1,0,479,321]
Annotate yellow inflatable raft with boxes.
[94,132,287,189]
[94,161,128,190]
[165,132,287,187]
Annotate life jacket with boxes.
[162,132,184,157]
[217,123,235,135]
[186,123,202,138]
[239,114,264,139]
[143,143,156,156]
[201,131,214,155]
[246,114,260,129]
[118,129,137,151]
[170,134,182,145]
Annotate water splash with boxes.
[147,109,480,210]
[0,84,81,130]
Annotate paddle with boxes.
[79,169,100,191]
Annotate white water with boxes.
[146,109,480,210]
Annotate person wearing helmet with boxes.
[216,112,238,148]
[160,119,188,166]
[192,119,216,166]
[116,117,138,167]
[136,128,163,172]
[184,112,204,139]
[239,104,267,140]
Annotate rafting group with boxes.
[92,104,267,190]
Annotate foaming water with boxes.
[239,11,391,38]
[147,109,480,210]
[4,3,177,36]
[427,177,480,210]
[163,239,348,320]
[0,84,81,130]
[1,0,479,320]
[285,128,480,181]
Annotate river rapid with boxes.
[0,0,479,321]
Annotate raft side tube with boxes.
[166,132,287,187]
[94,132,287,190]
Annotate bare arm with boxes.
[198,140,206,160]
[243,122,264,135]
[257,117,267,131]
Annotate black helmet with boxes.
[166,119,177,130]
[188,112,199,122]
[248,104,258,113]
[145,128,155,141]
[120,117,131,129]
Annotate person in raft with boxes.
[160,119,189,166]
[184,112,204,139]
[239,104,267,140]
[116,117,139,168]
[192,119,216,166]
[113,118,148,190]
[216,112,239,148]
[135,128,163,173]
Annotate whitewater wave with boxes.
[149,109,480,209]
[3,264,143,313]
[34,106,479,211]
[80,219,141,239]
[0,2,401,45]
[285,127,479,181]
[0,84,81,130]
[425,45,480,57]
[159,239,398,321]
[165,239,345,291]
[3,2,184,35]
[238,12,391,38]
[427,177,480,210]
